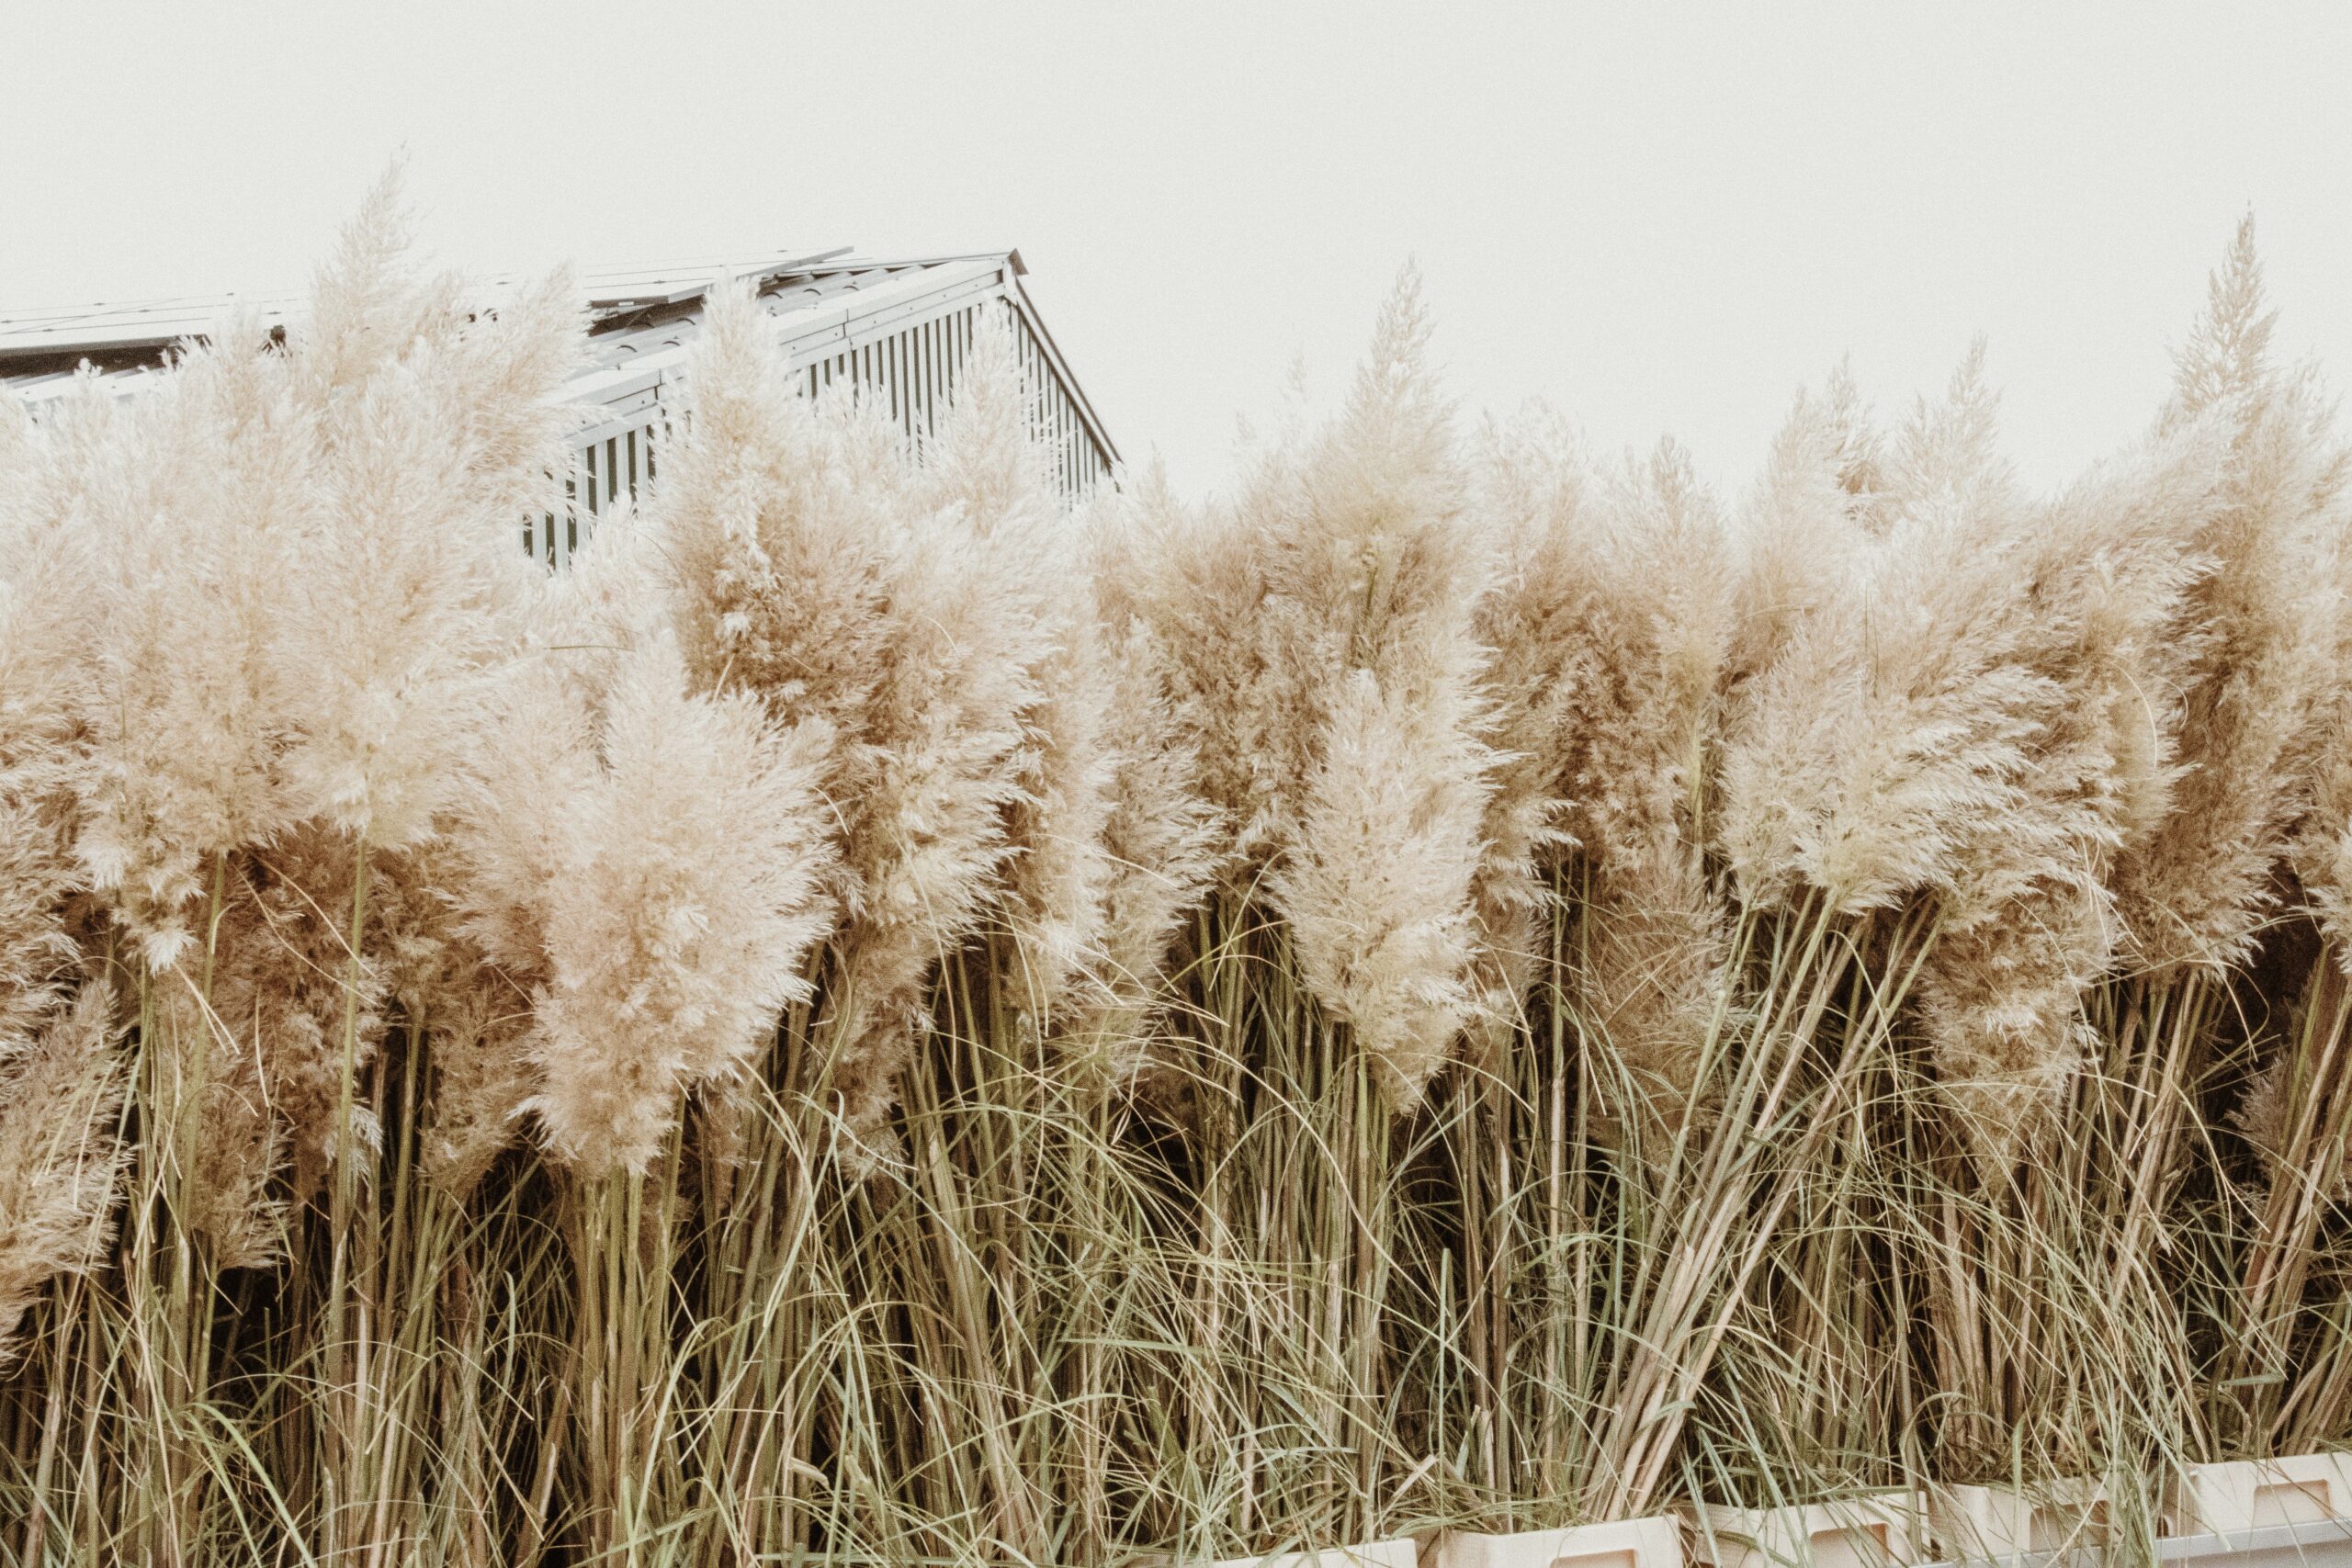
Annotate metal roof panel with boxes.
[0,247,1033,364]
[0,248,1109,468]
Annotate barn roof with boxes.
[0,247,848,367]
[0,247,1118,471]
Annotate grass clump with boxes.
[4,187,2352,1566]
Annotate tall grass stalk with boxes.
[9,197,2352,1566]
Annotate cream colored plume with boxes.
[1060,470,1229,1084]
[1136,266,1497,1100]
[2112,220,2348,976]
[1469,416,1737,1123]
[0,983,130,1356]
[918,316,1117,1034]
[357,828,539,1197]
[57,168,580,967]
[1916,417,2224,1161]
[0,391,96,1050]
[1273,670,1487,1100]
[640,276,1046,1166]
[452,536,837,1175]
[1574,448,1741,1130]
[59,318,315,969]
[1461,410,1591,1062]
[1726,381,1874,687]
[1720,352,2047,919]
[272,174,582,850]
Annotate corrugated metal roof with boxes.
[0,244,1116,476]
[0,246,1017,368]
[0,292,303,358]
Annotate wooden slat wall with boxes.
[530,296,1113,568]
[529,412,662,569]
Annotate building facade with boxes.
[0,247,1119,567]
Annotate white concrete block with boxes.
[1683,1492,1931,1568]
[1438,1513,1683,1568]
[2178,1454,2352,1543]
[1163,1539,1422,1568]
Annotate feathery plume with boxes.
[1465,410,1739,1127]
[418,966,537,1196]
[1274,669,1487,1100]
[1268,268,1496,1098]
[919,317,1116,1032]
[645,277,1039,1165]
[818,493,1043,1150]
[2297,728,2352,970]
[59,179,582,1204]
[524,632,833,1172]
[1727,383,1874,688]
[2112,220,2348,975]
[175,1069,284,1269]
[23,168,580,1219]
[1062,475,1227,1083]
[0,391,95,1048]
[1915,421,2223,1159]
[63,320,313,969]
[1105,463,1290,866]
[1127,268,1496,1098]
[272,242,580,846]
[1560,445,1736,886]
[1720,351,2045,919]
[1570,446,1741,1133]
[2230,968,2352,1204]
[454,532,837,1177]
[1461,410,1592,1061]
[0,983,129,1354]
[370,832,538,1196]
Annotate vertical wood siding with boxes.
[529,296,1111,568]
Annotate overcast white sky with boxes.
[7,4,2350,501]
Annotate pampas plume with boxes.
[1462,410,1592,1059]
[2113,220,2348,975]
[920,318,1117,1032]
[1211,265,1497,1100]
[1057,469,1227,1083]
[1721,351,2045,918]
[0,394,94,1049]
[62,319,313,969]
[1466,414,1738,1122]
[647,278,1045,1165]
[1916,418,2225,1159]
[454,550,835,1175]
[0,982,129,1354]
[274,170,580,849]
[1274,669,1485,1101]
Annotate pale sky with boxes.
[7,3,2349,502]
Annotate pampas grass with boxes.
[922,320,1121,1036]
[2114,218,2346,977]
[1125,266,1495,1101]
[1069,481,1227,1082]
[458,618,835,1175]
[0,982,127,1355]
[646,277,1051,1168]
[11,197,2352,1567]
